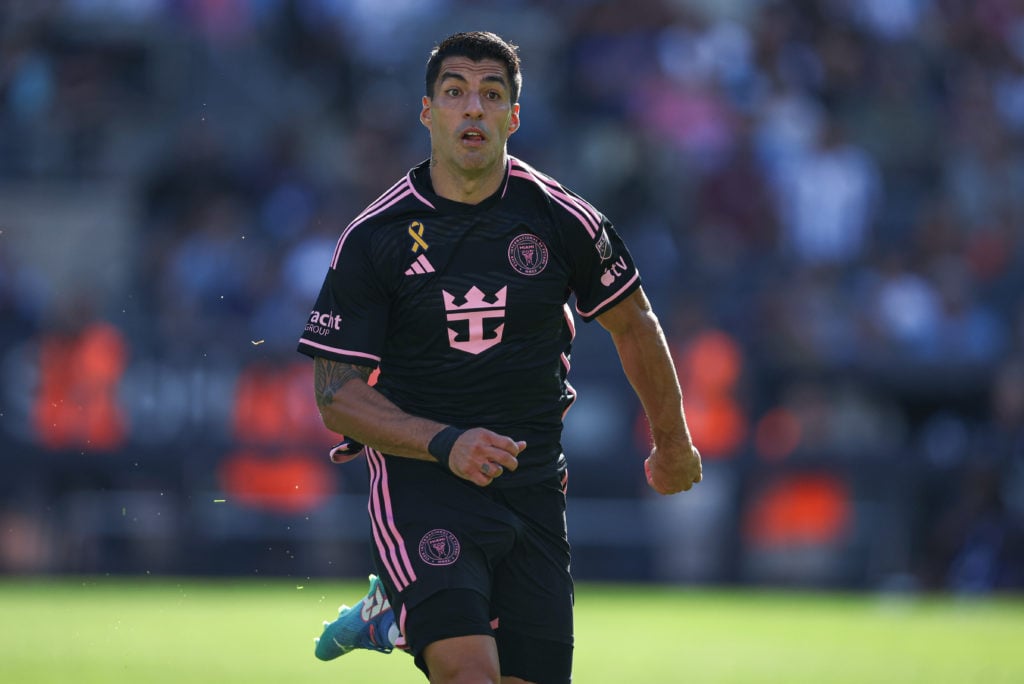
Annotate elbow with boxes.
[315,391,346,435]
[318,405,359,441]
[316,403,334,432]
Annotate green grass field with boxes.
[0,578,1021,683]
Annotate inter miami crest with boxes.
[508,233,549,276]
[418,529,461,566]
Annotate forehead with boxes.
[437,56,509,86]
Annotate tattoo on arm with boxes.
[314,358,371,410]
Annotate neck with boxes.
[428,154,508,205]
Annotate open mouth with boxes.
[461,128,487,144]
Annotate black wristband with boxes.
[428,426,465,470]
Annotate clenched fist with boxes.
[645,442,702,494]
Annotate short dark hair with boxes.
[425,32,523,103]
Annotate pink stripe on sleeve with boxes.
[297,338,381,363]
[537,180,601,237]
[351,177,410,226]
[509,169,598,239]
[332,188,411,268]
[332,172,437,266]
[510,160,602,237]
[575,271,641,319]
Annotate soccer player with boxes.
[298,31,702,684]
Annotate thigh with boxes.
[497,629,573,684]
[492,476,574,654]
[407,589,499,678]
[424,634,500,683]
[364,450,517,637]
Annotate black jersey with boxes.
[298,156,641,486]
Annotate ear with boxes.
[420,96,432,130]
[508,102,520,135]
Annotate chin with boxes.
[458,149,500,170]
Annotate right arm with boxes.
[313,356,523,486]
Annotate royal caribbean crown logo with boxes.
[442,286,507,355]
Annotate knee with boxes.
[430,662,499,684]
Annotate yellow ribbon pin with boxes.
[409,221,429,252]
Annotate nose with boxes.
[464,91,484,118]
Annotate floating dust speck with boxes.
[251,339,265,346]
[213,499,226,503]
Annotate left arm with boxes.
[597,287,702,494]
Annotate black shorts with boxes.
[364,449,573,682]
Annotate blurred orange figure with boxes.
[33,321,128,451]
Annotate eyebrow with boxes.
[439,70,509,90]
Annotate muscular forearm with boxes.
[313,357,525,486]
[610,310,693,448]
[599,289,702,493]
[314,357,442,460]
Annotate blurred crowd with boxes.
[1,0,1022,589]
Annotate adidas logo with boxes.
[404,253,435,276]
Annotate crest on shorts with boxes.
[508,233,549,276]
[418,529,461,566]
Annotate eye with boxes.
[445,87,461,97]
[486,90,502,100]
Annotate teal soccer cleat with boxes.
[314,574,395,660]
